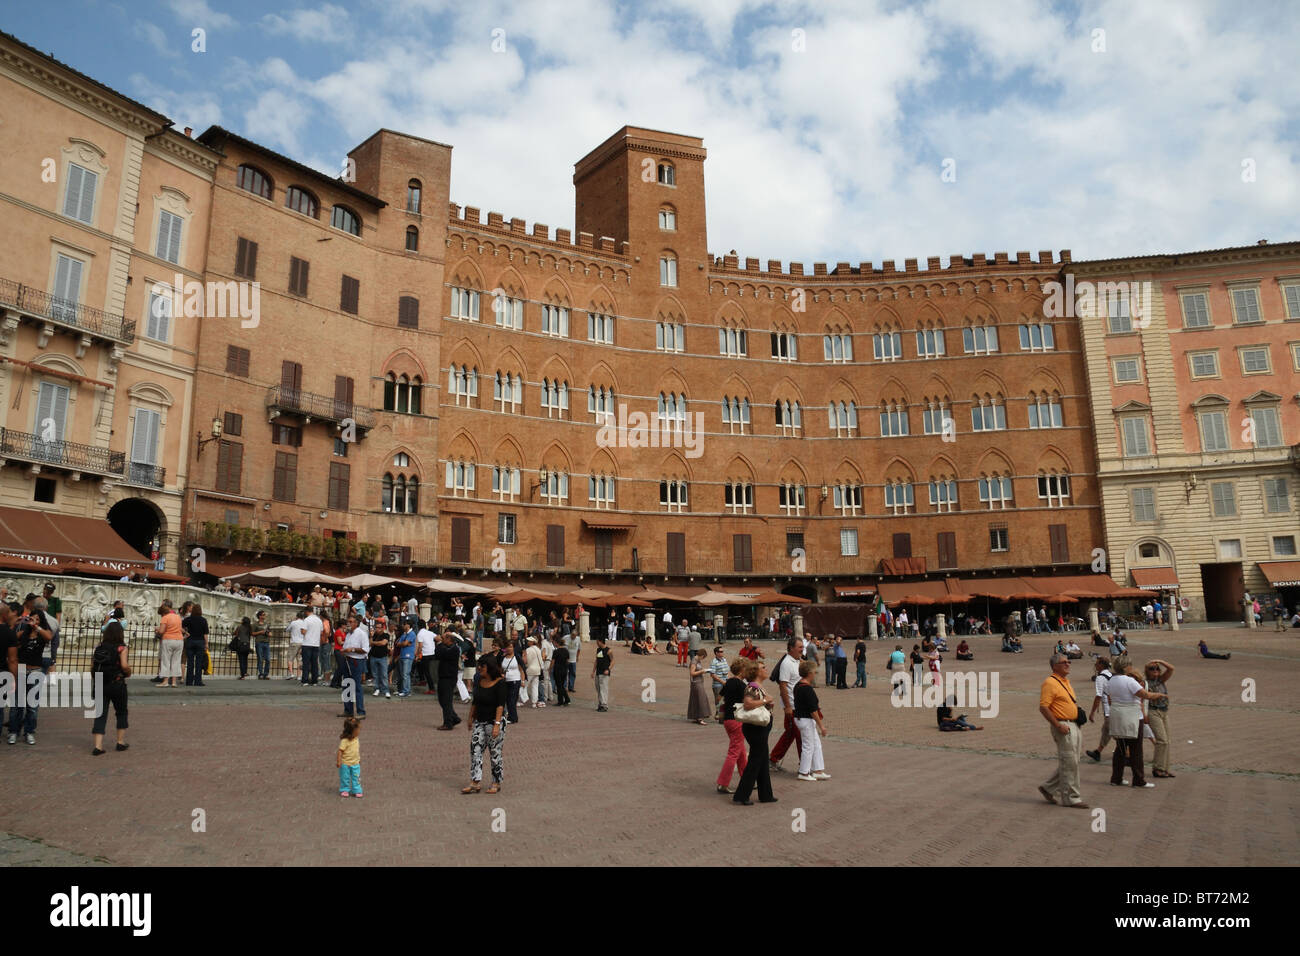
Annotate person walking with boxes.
[231,616,252,679]
[435,631,463,729]
[91,618,131,755]
[852,638,867,688]
[416,620,438,694]
[1107,659,1167,788]
[591,635,613,711]
[183,604,209,688]
[252,611,271,680]
[794,661,830,782]
[368,626,391,699]
[502,640,523,722]
[709,645,729,712]
[463,657,507,794]
[733,659,778,806]
[301,609,323,686]
[340,614,369,719]
[715,658,748,793]
[337,717,362,798]
[524,636,545,708]
[1143,659,1175,778]
[393,620,416,698]
[687,649,713,724]
[676,620,691,667]
[156,601,184,688]
[1037,653,1089,809]
[767,637,804,772]
[1084,657,1113,763]
[564,627,580,692]
[285,608,304,682]
[551,638,571,706]
[833,636,848,690]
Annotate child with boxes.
[337,717,363,798]
[793,661,829,782]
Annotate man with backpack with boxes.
[8,596,53,745]
[91,610,131,755]
[767,637,805,772]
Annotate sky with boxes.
[4,0,1297,265]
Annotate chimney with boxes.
[184,127,192,138]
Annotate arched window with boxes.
[384,373,420,414]
[331,204,361,236]
[541,378,569,419]
[659,479,689,512]
[659,254,678,287]
[449,365,478,406]
[285,186,318,218]
[444,461,476,498]
[778,483,806,516]
[724,481,754,514]
[492,465,521,501]
[833,483,862,515]
[873,327,902,361]
[971,393,1007,431]
[828,400,859,437]
[494,372,522,412]
[588,474,616,509]
[236,164,272,199]
[775,399,802,434]
[884,480,915,515]
[657,162,675,186]
[1027,390,1063,429]
[382,473,393,512]
[718,321,747,357]
[978,473,1014,509]
[922,396,952,436]
[916,321,945,359]
[879,400,908,437]
[588,384,616,422]
[659,205,676,230]
[928,476,958,512]
[1037,470,1071,506]
[963,318,1000,355]
[721,395,751,434]
[407,179,422,214]
[405,226,419,252]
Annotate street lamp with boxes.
[196,417,222,457]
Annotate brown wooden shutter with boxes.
[281,360,302,405]
[546,524,565,567]
[289,256,309,296]
[450,517,470,564]
[222,412,242,437]
[893,532,912,559]
[273,451,297,502]
[733,534,752,572]
[341,275,360,314]
[235,237,257,278]
[1049,524,1069,563]
[937,531,957,570]
[594,531,613,570]
[215,440,242,494]
[333,375,354,419]
[667,532,686,574]
[328,461,350,511]
[226,345,250,377]
[398,296,419,328]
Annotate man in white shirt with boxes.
[769,637,805,772]
[300,609,323,685]
[1085,658,1112,762]
[662,610,673,629]
[1026,606,1039,633]
[416,621,439,694]
[286,610,306,681]
[340,615,370,718]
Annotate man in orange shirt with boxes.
[155,601,184,688]
[1037,653,1089,809]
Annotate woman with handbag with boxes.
[1106,660,1167,788]
[687,649,713,725]
[231,617,252,679]
[732,659,778,806]
[715,659,748,792]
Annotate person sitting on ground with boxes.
[1197,639,1230,660]
[955,639,973,661]
[1109,630,1127,656]
[1091,629,1110,648]
[1064,638,1082,660]
[1055,639,1067,657]
[933,633,949,653]
[1001,632,1023,653]
[937,695,983,731]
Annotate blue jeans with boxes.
[343,657,367,716]
[396,657,413,695]
[7,668,42,734]
[369,657,389,694]
[567,662,576,691]
[301,646,319,684]
[338,763,362,795]
[824,657,834,684]
[184,641,206,684]
[318,643,332,677]
[255,642,271,678]
[855,661,866,687]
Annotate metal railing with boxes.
[0,427,125,476]
[266,385,376,430]
[123,461,166,488]
[0,276,136,344]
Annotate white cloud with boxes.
[133,21,180,60]
[260,4,353,44]
[167,0,238,31]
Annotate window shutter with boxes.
[1049,524,1069,563]
[892,533,912,559]
[733,534,752,572]
[450,517,471,564]
[329,462,350,511]
[398,296,419,328]
[130,409,160,465]
[216,440,243,494]
[546,525,565,567]
[222,412,243,436]
[667,532,686,574]
[333,375,354,419]
[937,532,956,570]
[281,360,302,396]
[53,255,83,306]
[341,275,360,314]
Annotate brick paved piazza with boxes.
[2,626,1295,866]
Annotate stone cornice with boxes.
[1072,241,1300,275]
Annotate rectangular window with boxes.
[398,295,419,329]
[1189,351,1218,378]
[656,322,684,352]
[1231,287,1262,324]
[215,440,243,494]
[288,256,310,296]
[333,438,348,457]
[156,211,183,264]
[1283,284,1300,320]
[497,513,516,545]
[272,423,302,447]
[52,254,83,319]
[128,408,160,483]
[786,532,804,557]
[1181,292,1210,328]
[222,412,243,437]
[1249,406,1282,447]
[840,528,859,557]
[34,380,69,448]
[1048,524,1069,564]
[1113,357,1141,383]
[542,305,569,337]
[234,237,257,278]
[937,531,957,570]
[1120,416,1150,456]
[1264,478,1289,513]
[978,476,1013,509]
[588,312,614,344]
[1018,323,1054,351]
[733,534,753,573]
[989,527,1009,552]
[340,275,360,314]
[1210,481,1236,517]
[226,345,250,377]
[1218,538,1242,560]
[1132,487,1155,522]
[327,461,350,511]
[492,296,523,329]
[146,288,171,342]
[272,452,298,502]
[1107,294,1131,334]
[1199,410,1229,452]
[1239,346,1270,374]
[450,517,471,564]
[892,533,911,559]
[915,328,945,358]
[1273,535,1298,556]
[667,532,686,574]
[660,257,677,287]
[62,162,97,224]
[594,531,614,570]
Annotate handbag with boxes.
[734,702,771,726]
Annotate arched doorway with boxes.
[780,583,818,603]
[107,497,163,559]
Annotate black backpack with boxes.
[92,641,122,682]
[769,654,787,685]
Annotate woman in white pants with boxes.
[524,636,545,708]
[793,661,830,782]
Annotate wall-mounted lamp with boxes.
[820,484,829,500]
[1184,473,1198,501]
[196,417,222,457]
[530,466,550,497]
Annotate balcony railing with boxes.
[0,427,125,477]
[266,385,375,430]
[123,461,167,488]
[0,276,136,345]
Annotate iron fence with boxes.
[0,427,126,477]
[0,275,136,344]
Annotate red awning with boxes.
[1259,561,1300,588]
[1131,568,1180,591]
[0,506,149,572]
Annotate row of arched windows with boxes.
[236,164,361,235]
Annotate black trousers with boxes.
[91,679,128,734]
[505,681,520,722]
[552,670,570,705]
[235,649,250,677]
[1111,736,1147,786]
[835,659,848,688]
[423,658,439,691]
[437,678,460,726]
[734,720,774,802]
[184,641,206,685]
